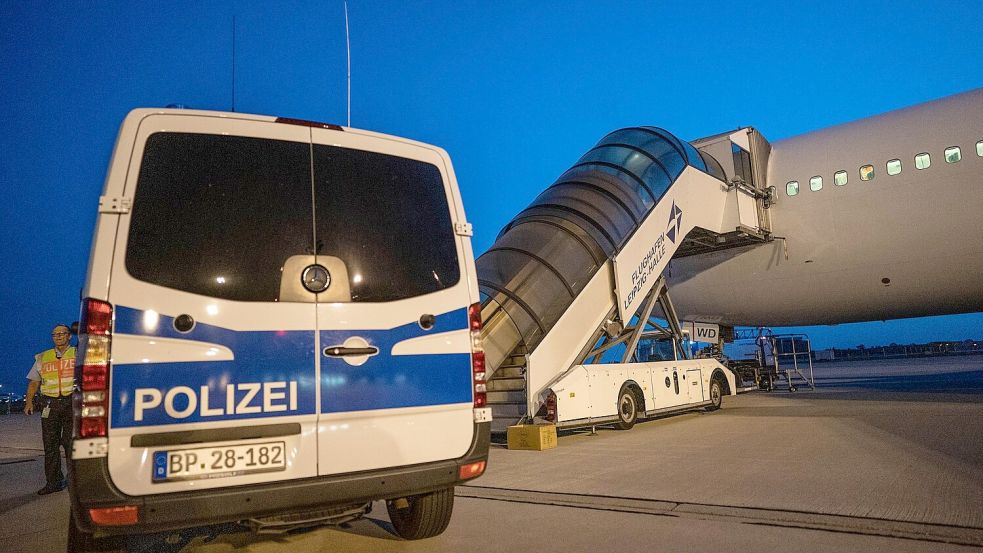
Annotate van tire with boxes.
[387,486,455,540]
[67,513,125,552]
[707,377,723,411]
[615,386,638,430]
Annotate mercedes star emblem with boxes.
[301,264,331,293]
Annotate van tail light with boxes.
[545,390,557,423]
[76,298,113,438]
[459,460,486,480]
[468,302,486,408]
[88,505,139,526]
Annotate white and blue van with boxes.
[68,108,491,550]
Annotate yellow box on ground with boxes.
[507,424,558,450]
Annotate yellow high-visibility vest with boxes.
[38,347,76,397]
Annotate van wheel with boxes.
[68,513,125,552]
[387,487,454,540]
[616,386,638,430]
[707,377,723,411]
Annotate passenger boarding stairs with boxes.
[478,127,774,432]
[484,346,528,424]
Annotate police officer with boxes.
[24,324,76,495]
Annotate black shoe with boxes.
[36,480,67,495]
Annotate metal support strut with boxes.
[575,275,687,365]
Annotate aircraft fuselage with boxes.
[669,88,983,326]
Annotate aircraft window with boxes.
[786,181,799,196]
[945,146,961,163]
[914,153,931,169]
[886,159,902,175]
[809,176,822,191]
[976,140,983,157]
[834,170,848,186]
[860,165,874,181]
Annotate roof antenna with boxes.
[231,15,237,112]
[344,1,351,127]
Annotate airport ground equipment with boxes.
[769,334,816,392]
[477,127,774,431]
[538,275,738,429]
[725,330,816,391]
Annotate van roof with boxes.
[123,107,451,157]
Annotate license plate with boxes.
[152,441,286,482]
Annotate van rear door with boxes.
[104,113,319,496]
[309,128,476,475]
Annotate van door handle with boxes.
[323,346,379,357]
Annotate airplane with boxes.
[669,87,983,327]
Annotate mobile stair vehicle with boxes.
[477,126,776,431]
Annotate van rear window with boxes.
[126,132,460,302]
[311,143,459,302]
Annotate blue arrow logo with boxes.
[666,202,683,243]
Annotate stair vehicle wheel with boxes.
[616,386,638,430]
[386,486,455,540]
[707,377,723,411]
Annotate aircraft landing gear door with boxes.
[311,128,475,476]
[686,369,704,403]
[104,114,319,496]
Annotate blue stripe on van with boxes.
[320,309,472,412]
[109,306,471,428]
[111,307,317,427]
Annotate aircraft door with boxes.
[732,143,761,231]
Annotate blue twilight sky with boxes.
[2,1,982,389]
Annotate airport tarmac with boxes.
[1,356,981,552]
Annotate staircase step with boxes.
[489,402,527,419]
[487,377,526,392]
[487,390,527,403]
[489,401,528,433]
[492,366,525,379]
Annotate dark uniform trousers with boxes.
[41,395,73,485]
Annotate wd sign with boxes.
[683,321,719,342]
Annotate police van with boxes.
[68,108,491,550]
